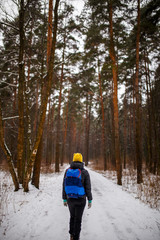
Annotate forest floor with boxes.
[0,165,160,240]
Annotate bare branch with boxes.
[24,14,32,29]
[24,0,31,10]
[1,57,19,65]
[11,0,19,8]
[2,116,19,121]
[1,71,18,76]
[0,21,19,31]
[4,81,18,87]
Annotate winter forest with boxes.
[0,0,160,239]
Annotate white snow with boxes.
[0,168,160,240]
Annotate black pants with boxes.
[67,198,86,240]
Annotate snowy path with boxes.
[0,169,160,240]
[83,170,160,240]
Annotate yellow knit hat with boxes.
[73,153,83,162]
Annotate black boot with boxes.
[73,235,80,240]
[70,235,74,240]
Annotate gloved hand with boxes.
[88,200,92,209]
[63,200,67,207]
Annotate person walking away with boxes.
[62,153,92,240]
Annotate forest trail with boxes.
[83,170,160,240]
[0,168,160,240]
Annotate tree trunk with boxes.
[31,135,43,188]
[123,92,127,169]
[135,0,143,184]
[132,83,136,169]
[33,81,39,134]
[146,57,159,175]
[24,24,33,178]
[108,0,122,185]
[55,41,65,172]
[111,86,116,169]
[17,0,25,184]
[144,50,153,172]
[72,118,77,153]
[46,99,51,166]
[98,66,107,170]
[47,0,53,67]
[50,106,55,164]
[61,91,70,165]
[32,8,46,187]
[23,0,60,192]
[0,99,19,191]
[85,94,91,166]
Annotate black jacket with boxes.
[62,161,93,201]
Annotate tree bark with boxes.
[46,99,51,166]
[23,0,60,192]
[132,82,136,169]
[55,31,66,172]
[123,92,127,169]
[55,53,65,172]
[85,93,91,166]
[108,0,122,185]
[47,0,53,67]
[111,84,116,169]
[17,0,25,184]
[146,57,159,175]
[24,23,33,178]
[135,0,143,184]
[144,50,153,172]
[61,91,69,165]
[98,66,107,170]
[32,7,46,187]
[31,135,43,188]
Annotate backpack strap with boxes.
[77,169,81,178]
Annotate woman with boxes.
[62,153,93,240]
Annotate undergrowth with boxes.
[91,163,160,211]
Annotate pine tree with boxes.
[23,0,60,192]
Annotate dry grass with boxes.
[40,164,55,174]
[89,158,116,171]
[122,169,160,209]
[90,162,160,210]
[0,160,9,172]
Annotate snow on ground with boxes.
[94,168,160,210]
[0,168,160,240]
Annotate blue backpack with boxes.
[65,168,85,198]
